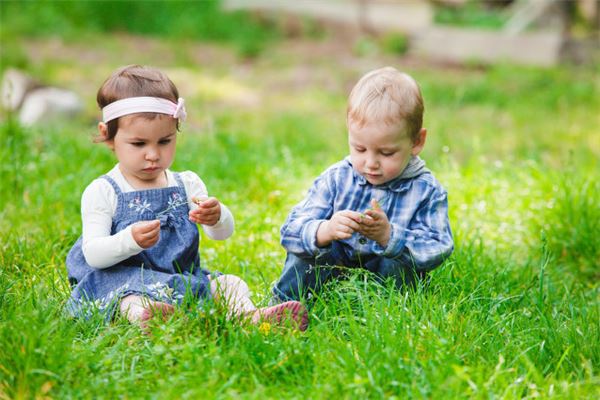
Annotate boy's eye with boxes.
[381,151,395,156]
[354,147,366,152]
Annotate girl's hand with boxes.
[189,196,221,226]
[358,199,391,247]
[316,210,362,247]
[132,220,161,249]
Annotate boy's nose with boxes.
[365,156,379,169]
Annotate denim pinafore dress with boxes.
[66,173,212,318]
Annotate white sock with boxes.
[210,274,257,318]
[120,294,151,323]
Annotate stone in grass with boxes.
[1,68,83,126]
[19,87,83,126]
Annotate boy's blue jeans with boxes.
[272,242,425,302]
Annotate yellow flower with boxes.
[258,322,272,335]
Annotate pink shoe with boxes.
[140,302,175,332]
[252,301,309,332]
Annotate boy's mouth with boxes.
[364,172,382,180]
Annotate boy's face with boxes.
[348,120,426,186]
[100,114,177,189]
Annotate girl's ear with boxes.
[98,122,114,150]
[411,128,427,156]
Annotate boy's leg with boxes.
[272,246,345,303]
[373,258,427,290]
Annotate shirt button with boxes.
[358,237,367,245]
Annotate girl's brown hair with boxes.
[97,65,180,141]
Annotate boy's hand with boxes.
[358,199,391,247]
[316,210,362,247]
[132,220,161,249]
[189,196,221,226]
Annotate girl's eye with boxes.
[159,139,172,145]
[131,142,145,147]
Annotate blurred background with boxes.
[2,0,599,125]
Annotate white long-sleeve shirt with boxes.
[81,165,234,269]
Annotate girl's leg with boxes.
[119,294,174,329]
[210,274,309,331]
[210,274,257,317]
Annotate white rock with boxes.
[1,68,36,111]
[18,87,83,126]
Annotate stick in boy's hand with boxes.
[189,196,221,226]
[132,220,161,249]
[358,199,391,247]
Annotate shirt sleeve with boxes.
[375,185,453,271]
[280,172,335,257]
[180,171,234,240]
[81,179,144,269]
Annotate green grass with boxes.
[434,1,508,30]
[1,32,599,399]
[0,0,282,63]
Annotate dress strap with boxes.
[173,172,185,188]
[100,175,123,195]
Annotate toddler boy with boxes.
[272,67,453,302]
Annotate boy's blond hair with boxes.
[347,66,424,142]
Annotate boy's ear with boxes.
[411,128,427,156]
[98,122,114,150]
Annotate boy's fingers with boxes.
[371,199,382,210]
[345,219,360,231]
[336,228,352,238]
[342,210,363,223]
[364,209,382,220]
[360,213,377,225]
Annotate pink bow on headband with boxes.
[173,98,187,122]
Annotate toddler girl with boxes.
[66,65,307,331]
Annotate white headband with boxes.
[102,96,187,123]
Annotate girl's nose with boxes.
[145,147,159,161]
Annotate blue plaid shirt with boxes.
[281,158,453,270]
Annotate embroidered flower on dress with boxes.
[70,284,131,320]
[146,282,183,302]
[155,194,187,218]
[128,197,152,214]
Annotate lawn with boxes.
[1,8,599,399]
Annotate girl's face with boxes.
[348,120,426,186]
[101,114,177,189]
